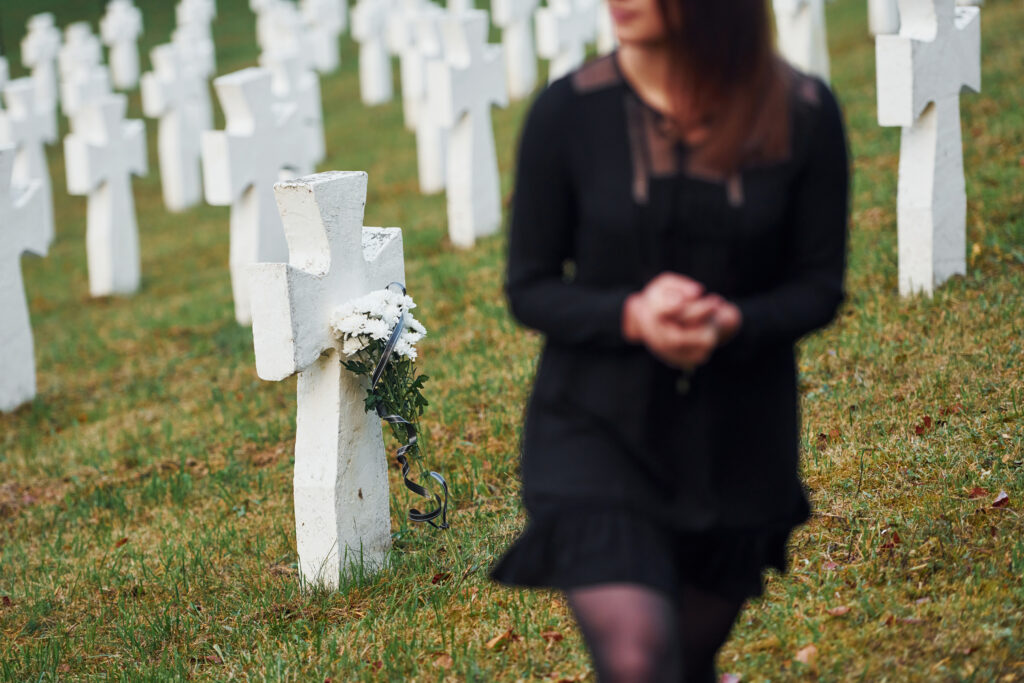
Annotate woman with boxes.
[490,0,849,680]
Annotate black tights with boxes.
[566,582,745,683]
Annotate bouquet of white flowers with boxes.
[329,284,448,528]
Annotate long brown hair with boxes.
[655,0,791,175]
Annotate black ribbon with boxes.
[369,283,450,530]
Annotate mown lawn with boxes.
[1,0,1022,680]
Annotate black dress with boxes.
[490,54,850,602]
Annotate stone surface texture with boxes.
[249,171,405,589]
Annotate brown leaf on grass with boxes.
[541,630,564,644]
[823,561,840,571]
[914,415,934,435]
[900,617,925,625]
[992,491,1010,508]
[370,660,383,672]
[431,572,452,584]
[826,605,851,617]
[939,403,964,416]
[880,529,902,550]
[432,653,453,669]
[968,486,991,499]
[485,629,521,650]
[115,537,129,548]
[795,644,818,666]
[1,595,12,608]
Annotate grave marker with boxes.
[260,48,328,168]
[877,0,980,296]
[0,79,57,246]
[773,0,831,82]
[301,0,347,73]
[101,0,144,90]
[414,5,447,194]
[249,171,404,589]
[535,0,596,84]
[21,14,62,115]
[201,68,308,325]
[177,0,218,73]
[428,11,507,247]
[492,0,540,101]
[869,0,901,34]
[388,0,428,130]
[141,42,209,212]
[64,95,148,297]
[0,146,47,413]
[351,0,394,105]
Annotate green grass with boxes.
[1,0,1023,680]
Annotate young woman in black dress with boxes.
[490,0,850,680]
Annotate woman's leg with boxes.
[566,583,682,683]
[674,582,747,683]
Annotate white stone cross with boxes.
[21,13,62,116]
[256,0,307,66]
[877,0,980,296]
[414,5,448,194]
[201,68,308,325]
[351,0,394,106]
[447,0,475,13]
[301,0,347,74]
[428,10,507,247]
[869,0,901,35]
[141,42,209,212]
[492,0,540,101]
[388,0,428,130]
[177,0,218,73]
[248,171,404,589]
[0,79,57,247]
[773,0,831,82]
[59,23,104,84]
[62,66,114,125]
[101,0,144,91]
[535,0,596,84]
[0,146,47,413]
[260,48,328,170]
[64,95,148,297]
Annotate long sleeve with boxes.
[718,83,851,362]
[505,84,635,349]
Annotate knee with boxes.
[601,644,675,683]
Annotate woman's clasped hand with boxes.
[622,273,742,371]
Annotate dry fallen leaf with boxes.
[541,630,564,643]
[992,491,1010,508]
[826,605,851,617]
[115,537,129,548]
[433,653,453,669]
[1,596,12,608]
[795,644,818,666]
[486,629,518,650]
[968,486,990,499]
[431,572,452,584]
[914,415,933,435]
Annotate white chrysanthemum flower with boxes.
[329,288,427,360]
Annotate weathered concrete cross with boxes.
[492,0,540,101]
[429,11,507,247]
[101,0,144,90]
[0,79,57,247]
[64,95,148,297]
[259,48,327,169]
[201,68,309,325]
[249,171,405,589]
[877,0,980,296]
[0,146,47,413]
[141,42,209,212]
[300,0,347,74]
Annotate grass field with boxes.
[1,0,1022,680]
